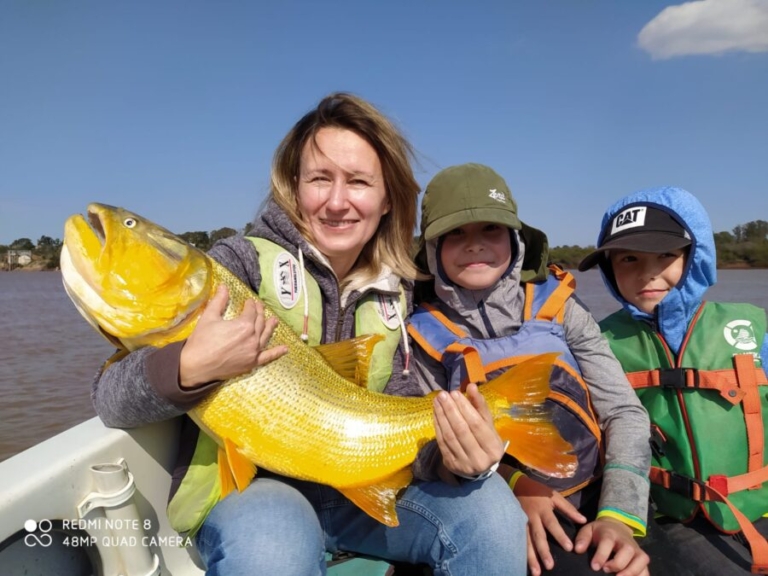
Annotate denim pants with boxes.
[195,474,526,576]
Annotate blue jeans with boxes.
[195,474,526,575]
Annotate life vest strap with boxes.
[650,466,768,574]
[420,303,467,338]
[533,266,575,322]
[626,367,767,405]
[735,354,766,475]
[445,343,486,389]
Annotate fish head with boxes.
[61,203,212,348]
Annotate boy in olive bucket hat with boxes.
[407,164,656,575]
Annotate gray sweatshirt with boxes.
[410,231,652,529]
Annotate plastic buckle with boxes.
[667,471,705,500]
[659,368,698,388]
[650,426,666,457]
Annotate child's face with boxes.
[440,222,512,290]
[609,248,687,314]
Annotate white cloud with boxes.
[638,0,768,59]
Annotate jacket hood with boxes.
[596,186,717,353]
[416,224,550,337]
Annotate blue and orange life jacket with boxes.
[408,267,602,495]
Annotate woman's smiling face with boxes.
[297,127,389,279]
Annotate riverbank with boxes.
[0,258,57,271]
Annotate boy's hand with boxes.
[433,383,505,477]
[514,476,587,575]
[573,517,649,575]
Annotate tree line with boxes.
[2,220,767,271]
[549,219,768,269]
[0,225,245,270]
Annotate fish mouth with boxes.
[86,206,107,246]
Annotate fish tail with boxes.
[483,353,578,478]
[496,419,578,478]
[482,352,558,405]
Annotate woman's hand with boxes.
[433,383,505,477]
[179,286,288,388]
[513,476,587,576]
[573,517,650,576]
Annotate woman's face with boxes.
[297,127,390,279]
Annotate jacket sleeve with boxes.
[91,235,261,429]
[762,336,768,379]
[563,296,651,535]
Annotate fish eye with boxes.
[123,218,137,228]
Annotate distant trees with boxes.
[4,218,766,271]
[10,238,34,250]
[36,235,63,269]
[548,219,768,270]
[177,227,238,253]
[210,227,238,244]
[714,220,768,267]
[178,231,212,251]
[1,236,61,269]
[732,220,768,243]
[548,245,594,270]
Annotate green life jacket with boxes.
[600,302,768,538]
[167,237,406,536]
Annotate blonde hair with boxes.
[271,92,420,288]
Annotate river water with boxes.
[1,269,767,462]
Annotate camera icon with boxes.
[24,519,53,548]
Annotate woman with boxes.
[92,93,526,575]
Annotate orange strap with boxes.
[626,367,768,405]
[535,268,575,322]
[716,466,768,496]
[445,343,486,390]
[419,303,467,338]
[735,354,765,476]
[650,467,768,574]
[523,282,535,321]
[406,324,443,364]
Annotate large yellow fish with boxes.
[61,203,577,527]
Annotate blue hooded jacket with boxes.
[596,186,768,370]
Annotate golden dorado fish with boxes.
[61,203,577,527]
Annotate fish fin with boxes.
[337,467,412,527]
[217,446,236,499]
[314,334,385,387]
[497,419,578,478]
[223,437,257,492]
[101,348,130,372]
[483,352,561,405]
[482,353,577,478]
[96,326,127,351]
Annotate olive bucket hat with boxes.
[420,163,522,240]
[417,163,550,284]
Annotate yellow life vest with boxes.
[167,237,406,536]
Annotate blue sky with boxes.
[1,0,767,248]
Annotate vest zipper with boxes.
[335,294,346,342]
